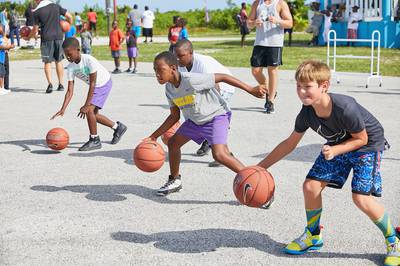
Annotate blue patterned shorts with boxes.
[307,151,382,197]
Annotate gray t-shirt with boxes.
[165,72,230,125]
[80,31,92,50]
[128,9,142,26]
[295,93,385,152]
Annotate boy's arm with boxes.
[322,129,368,160]
[247,0,260,29]
[269,0,293,29]
[258,130,304,169]
[146,106,181,141]
[214,73,266,98]
[51,81,74,119]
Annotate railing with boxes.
[327,30,382,88]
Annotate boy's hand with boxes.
[322,145,335,160]
[250,85,267,98]
[50,109,65,120]
[78,105,90,119]
[255,17,264,27]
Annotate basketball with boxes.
[133,141,165,172]
[46,128,69,151]
[60,20,71,33]
[161,121,181,145]
[233,166,275,208]
[20,26,31,40]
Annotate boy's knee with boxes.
[352,193,368,209]
[212,150,229,163]
[303,179,321,195]
[252,67,263,76]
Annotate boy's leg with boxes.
[93,104,127,145]
[79,105,101,151]
[133,57,137,71]
[211,144,244,173]
[266,66,278,113]
[157,133,191,196]
[55,61,64,91]
[4,53,9,90]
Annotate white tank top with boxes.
[254,0,284,47]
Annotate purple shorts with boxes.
[176,112,232,145]
[127,47,138,58]
[91,79,112,109]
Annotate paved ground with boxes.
[0,60,399,266]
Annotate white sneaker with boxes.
[0,88,9,95]
[157,175,182,196]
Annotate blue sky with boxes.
[58,0,248,12]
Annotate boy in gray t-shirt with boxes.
[145,51,267,196]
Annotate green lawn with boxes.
[11,33,400,76]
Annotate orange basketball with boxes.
[46,128,69,150]
[20,26,31,40]
[60,20,71,33]
[233,166,275,208]
[161,121,181,145]
[133,141,165,172]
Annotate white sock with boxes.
[112,122,118,130]
[90,134,98,139]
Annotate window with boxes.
[345,0,382,21]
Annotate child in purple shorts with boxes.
[125,29,138,73]
[51,37,127,151]
[144,51,267,196]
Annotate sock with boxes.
[374,212,397,244]
[306,208,322,235]
[90,134,98,139]
[112,122,118,130]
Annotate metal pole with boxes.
[105,0,111,35]
[113,0,117,21]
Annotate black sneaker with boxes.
[267,102,275,114]
[78,136,102,151]
[112,69,122,74]
[157,175,182,196]
[260,195,274,209]
[46,83,53,94]
[196,140,210,156]
[125,68,132,73]
[57,84,64,91]
[264,101,270,113]
[111,121,127,144]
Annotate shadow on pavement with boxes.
[252,144,321,163]
[110,229,381,264]
[0,139,84,151]
[348,90,400,96]
[9,87,45,94]
[231,106,265,113]
[69,149,133,164]
[30,184,239,205]
[138,103,170,109]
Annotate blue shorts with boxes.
[307,151,382,197]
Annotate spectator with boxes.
[178,18,188,40]
[9,4,20,47]
[0,26,14,95]
[87,8,97,36]
[322,8,332,43]
[347,5,362,46]
[80,22,92,54]
[75,12,82,33]
[33,0,73,93]
[0,7,8,34]
[128,4,142,38]
[125,29,138,73]
[24,3,38,46]
[285,2,295,47]
[305,2,324,46]
[141,6,155,43]
[168,15,181,53]
[125,18,132,32]
[109,20,124,74]
[237,2,250,48]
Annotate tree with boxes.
[226,0,236,8]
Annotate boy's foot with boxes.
[57,84,64,91]
[112,69,122,74]
[284,227,323,255]
[125,68,132,73]
[196,140,210,156]
[131,69,137,73]
[46,83,53,94]
[0,88,10,95]
[157,175,182,196]
[384,237,400,266]
[267,102,275,114]
[260,195,274,209]
[78,136,101,151]
[111,121,127,144]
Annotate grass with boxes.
[10,33,400,76]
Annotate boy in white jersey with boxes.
[51,37,127,151]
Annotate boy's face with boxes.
[64,46,81,63]
[112,22,118,29]
[153,59,176,84]
[296,80,329,106]
[175,48,193,67]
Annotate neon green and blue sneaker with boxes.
[284,227,323,255]
[384,237,400,266]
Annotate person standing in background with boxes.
[87,8,97,37]
[128,4,142,39]
[238,2,250,47]
[9,4,20,47]
[75,12,82,33]
[141,6,155,43]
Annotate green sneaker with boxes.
[284,227,323,255]
[384,237,400,266]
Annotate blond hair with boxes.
[295,60,331,85]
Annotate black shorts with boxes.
[250,46,283,67]
[40,40,64,63]
[89,22,96,31]
[142,28,153,37]
[240,24,250,35]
